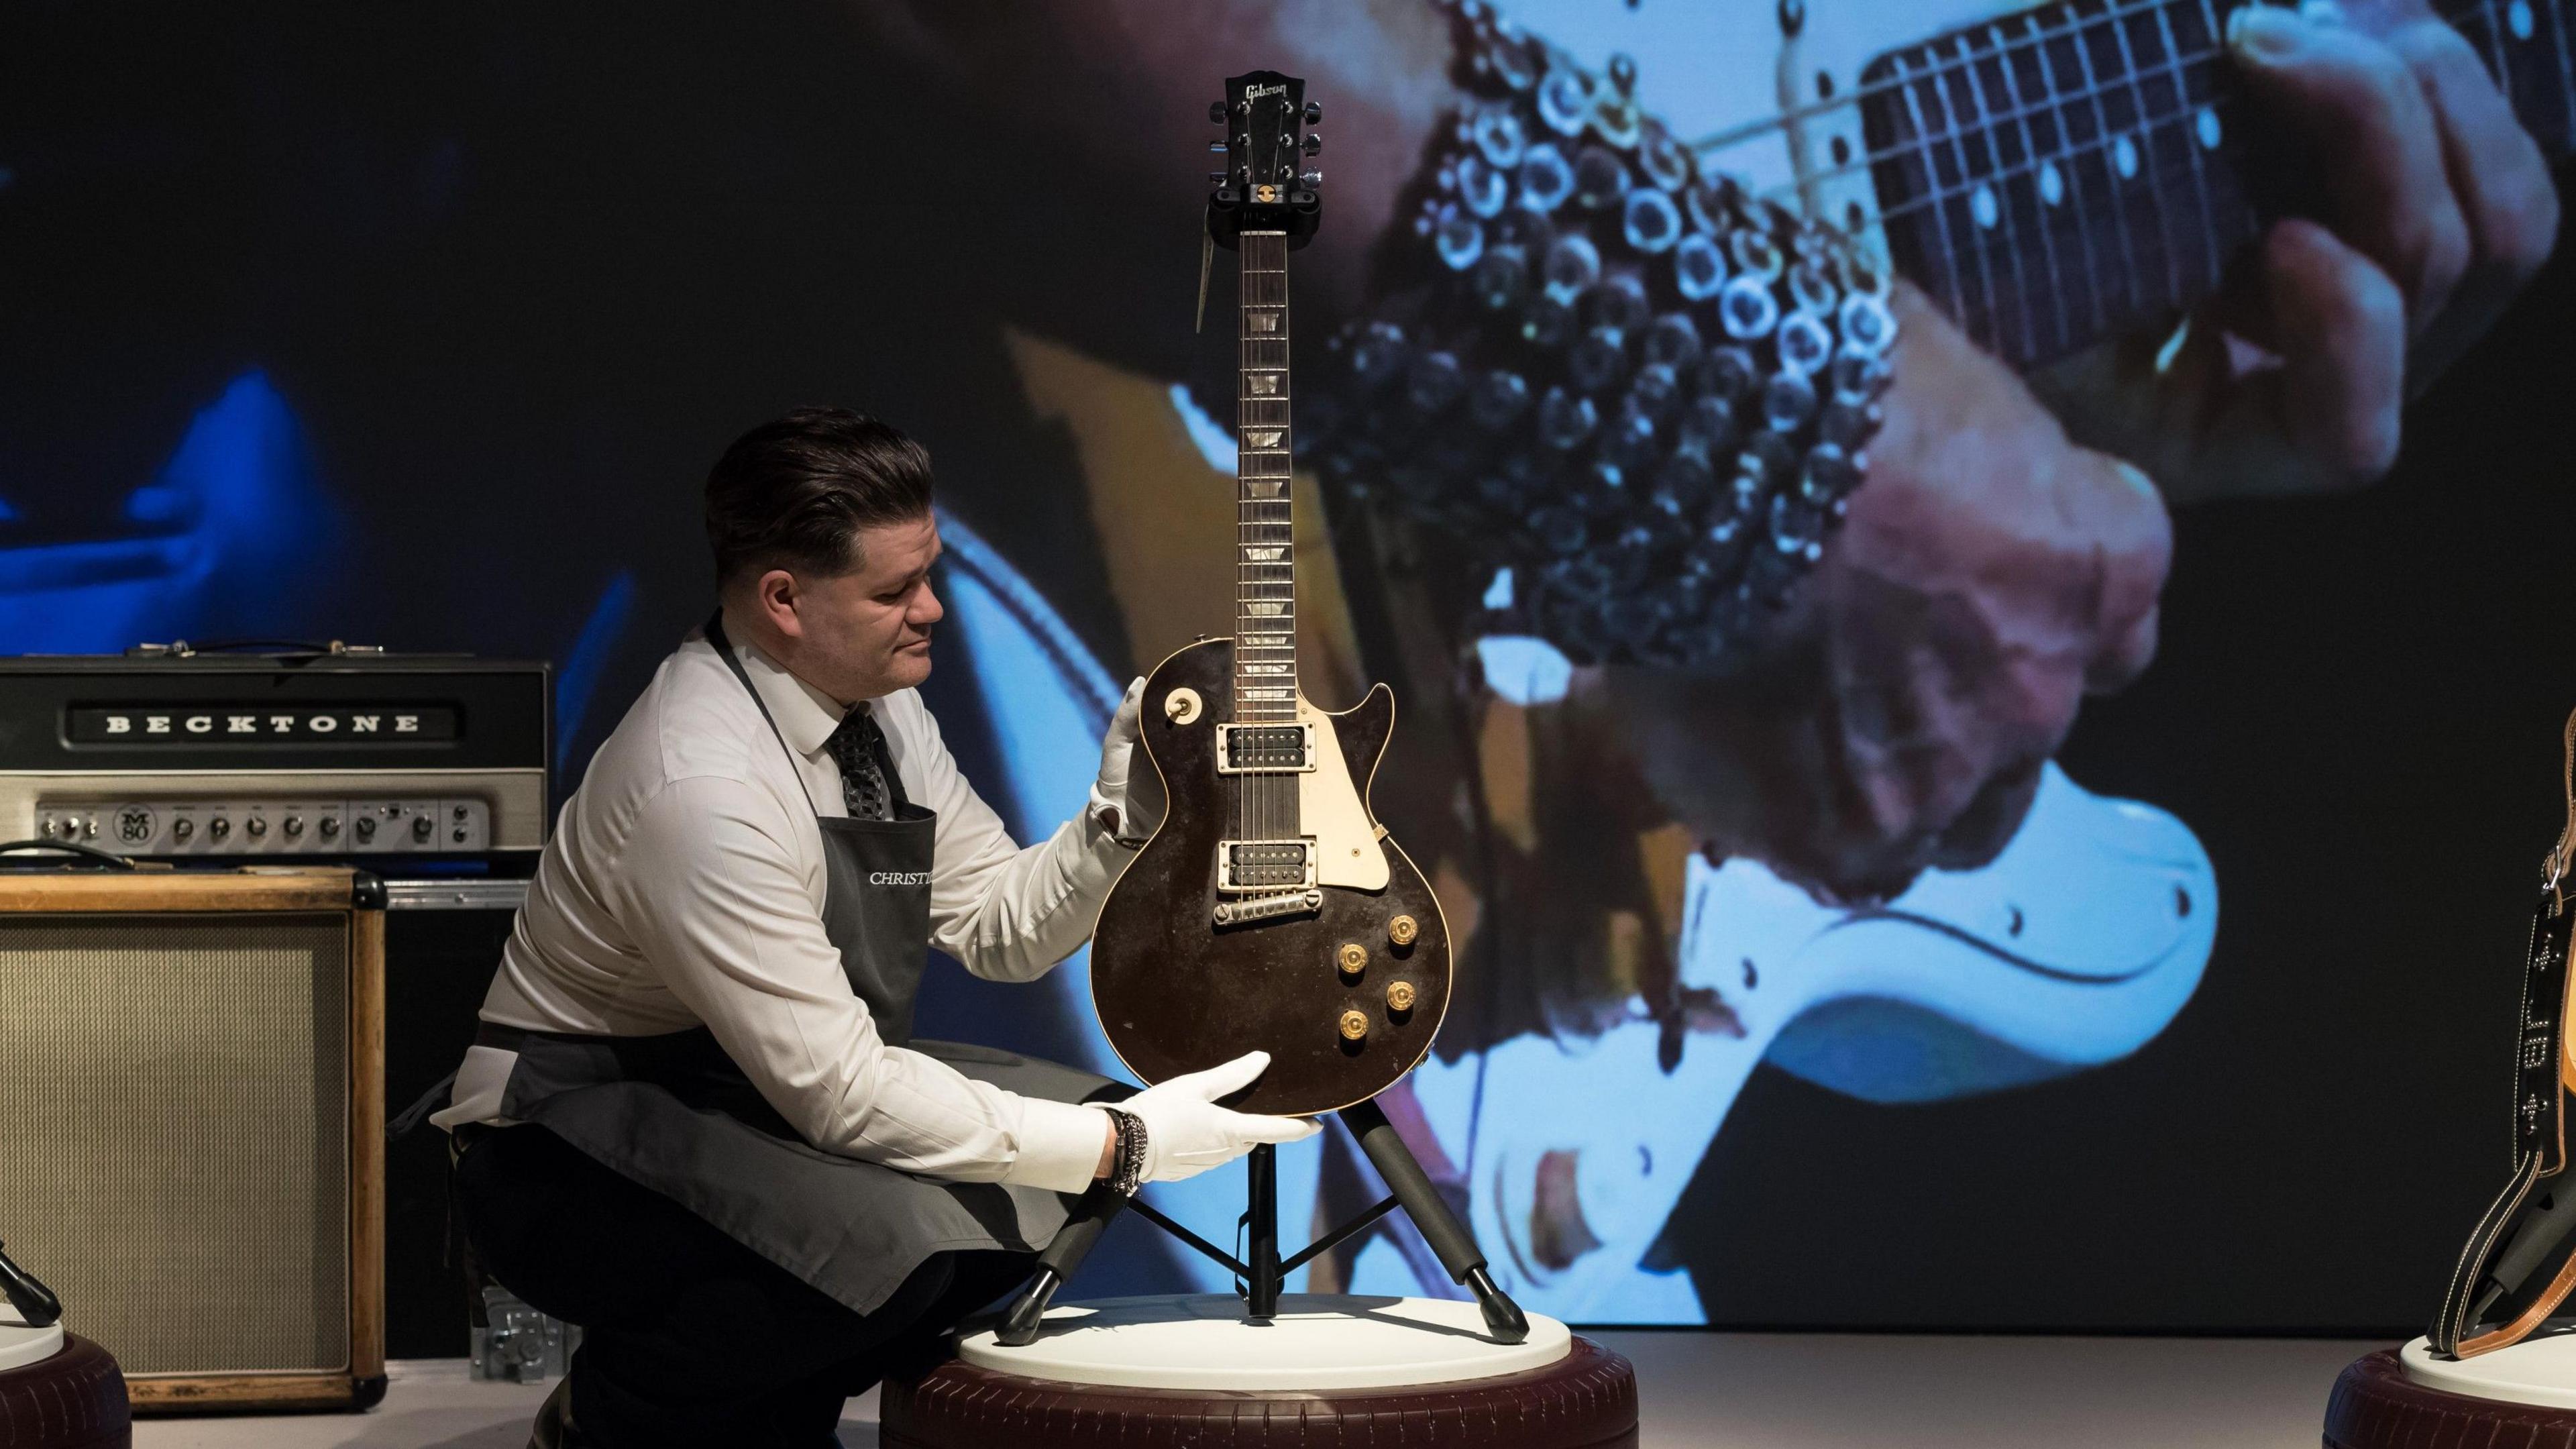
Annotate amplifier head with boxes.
[0,651,550,862]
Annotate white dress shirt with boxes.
[431,625,1129,1195]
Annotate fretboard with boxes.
[1861,0,2575,372]
[1236,230,1299,723]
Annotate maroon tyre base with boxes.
[884,1333,1638,1448]
[0,1334,131,1449]
[2326,1347,2576,1448]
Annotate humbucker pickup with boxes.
[1216,722,1315,773]
[1216,837,1316,892]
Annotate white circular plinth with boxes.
[959,1293,1571,1391]
[2400,1332,2576,1408]
[0,1299,63,1374]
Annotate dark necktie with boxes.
[823,708,895,820]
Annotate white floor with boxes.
[123,1333,2377,1448]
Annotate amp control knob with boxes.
[208,818,230,841]
[1337,1010,1368,1042]
[319,816,342,839]
[354,816,376,843]
[413,814,435,843]
[172,818,195,842]
[246,816,268,838]
[284,816,305,838]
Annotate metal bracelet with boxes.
[1304,0,1896,669]
[1104,1106,1148,1197]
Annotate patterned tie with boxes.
[823,708,896,820]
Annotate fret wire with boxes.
[1955,29,2044,362]
[2150,1,2224,294]
[1696,0,2224,164]
[2477,0,2515,85]
[1812,18,2244,187]
[1901,52,1998,347]
[2540,0,2576,151]
[2029,7,2112,338]
[1235,230,1296,721]
[1870,95,2218,231]
[1989,15,2079,356]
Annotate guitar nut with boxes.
[1385,981,1417,1013]
[1338,1010,1369,1042]
[1336,943,1368,978]
[1387,914,1418,947]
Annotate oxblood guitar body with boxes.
[1089,637,1451,1117]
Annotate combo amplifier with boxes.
[0,645,549,863]
[0,865,385,1413]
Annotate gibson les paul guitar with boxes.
[1089,70,1450,1118]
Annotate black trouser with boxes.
[453,1123,1034,1448]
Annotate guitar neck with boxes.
[1236,229,1299,723]
[1863,0,2574,372]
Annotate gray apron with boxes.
[474,614,1118,1316]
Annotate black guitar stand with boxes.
[996,1095,1527,1347]
[0,1241,62,1330]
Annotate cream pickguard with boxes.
[1297,694,1391,892]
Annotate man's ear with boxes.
[756,568,804,641]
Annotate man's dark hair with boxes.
[704,407,934,583]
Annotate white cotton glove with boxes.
[1088,676,1167,847]
[1121,1051,1319,1183]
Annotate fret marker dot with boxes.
[2039,162,2063,207]
[2195,107,2220,150]
[2512,0,2534,38]
[2112,134,2140,180]
[1971,183,1999,229]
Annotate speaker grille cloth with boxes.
[0,914,350,1374]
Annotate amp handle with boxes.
[0,839,138,871]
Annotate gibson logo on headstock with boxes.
[1244,83,1287,101]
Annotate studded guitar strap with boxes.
[2432,708,2576,1358]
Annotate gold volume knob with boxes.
[1336,943,1368,978]
[1338,1010,1369,1042]
[1387,914,1419,947]
[1385,981,1417,1013]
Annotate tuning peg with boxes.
[1303,100,1323,125]
[1209,101,1226,123]
[1301,169,1324,189]
[1303,132,1324,156]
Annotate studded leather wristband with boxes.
[1305,0,1896,670]
[1102,1106,1148,1197]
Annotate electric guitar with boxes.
[1089,70,1452,1118]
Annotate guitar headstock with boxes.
[1206,70,1322,251]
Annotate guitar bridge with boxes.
[1216,722,1315,773]
[1216,837,1316,892]
[1213,889,1323,926]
